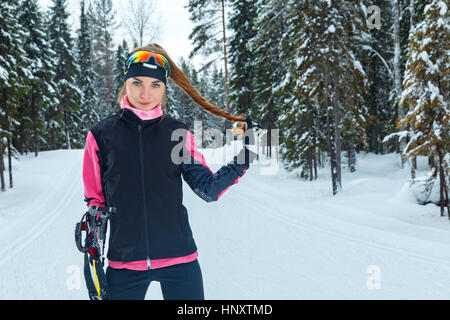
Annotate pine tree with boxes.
[0,0,31,190]
[277,0,321,180]
[186,0,232,127]
[250,0,287,159]
[77,0,100,133]
[112,39,129,107]
[362,0,396,155]
[88,0,117,117]
[228,0,258,120]
[169,57,198,127]
[400,0,449,216]
[47,0,82,150]
[279,0,368,194]
[18,0,57,156]
[203,64,227,146]
[165,79,180,119]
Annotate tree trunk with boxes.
[0,142,5,191]
[221,0,230,129]
[429,155,435,169]
[409,0,417,180]
[313,152,317,180]
[321,2,338,195]
[437,144,450,217]
[307,101,318,180]
[7,136,12,189]
[105,31,112,112]
[392,0,405,167]
[31,93,39,157]
[411,156,416,179]
[3,88,13,188]
[334,83,342,189]
[325,66,338,195]
[4,104,12,188]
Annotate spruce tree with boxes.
[0,0,31,190]
[362,0,396,155]
[204,65,227,147]
[89,0,117,117]
[279,0,368,193]
[186,0,232,128]
[228,0,258,120]
[400,0,449,216]
[250,0,287,159]
[47,0,82,149]
[112,39,129,108]
[18,0,57,156]
[77,0,100,133]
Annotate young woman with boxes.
[82,43,264,300]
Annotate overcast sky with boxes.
[38,0,201,68]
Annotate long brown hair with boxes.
[118,43,246,130]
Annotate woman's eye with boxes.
[152,83,160,88]
[133,81,142,86]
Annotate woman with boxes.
[82,43,265,300]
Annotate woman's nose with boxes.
[140,86,152,99]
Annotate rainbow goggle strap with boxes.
[124,50,171,78]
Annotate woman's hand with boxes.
[245,116,267,148]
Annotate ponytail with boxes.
[117,43,246,130]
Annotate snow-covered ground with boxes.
[0,144,449,300]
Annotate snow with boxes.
[427,1,448,16]
[438,1,448,15]
[427,80,444,104]
[0,65,8,81]
[0,147,449,299]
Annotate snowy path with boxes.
[0,149,449,299]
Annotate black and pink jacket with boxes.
[82,96,253,270]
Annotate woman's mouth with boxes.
[139,102,151,106]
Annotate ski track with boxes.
[2,150,450,299]
[230,189,450,269]
[0,155,81,268]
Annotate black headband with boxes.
[123,63,167,85]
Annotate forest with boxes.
[0,0,448,215]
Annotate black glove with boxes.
[244,117,267,145]
[235,117,268,165]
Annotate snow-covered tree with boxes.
[77,0,100,133]
[280,0,368,193]
[0,0,32,190]
[47,0,82,150]
[400,0,449,216]
[228,0,258,121]
[111,39,128,111]
[88,0,117,117]
[186,0,232,127]
[18,0,57,156]
[249,0,286,159]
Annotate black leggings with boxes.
[105,259,204,300]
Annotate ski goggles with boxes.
[123,50,171,84]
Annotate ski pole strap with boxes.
[88,205,117,218]
[75,205,116,300]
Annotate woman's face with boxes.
[125,76,165,111]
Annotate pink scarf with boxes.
[120,95,163,120]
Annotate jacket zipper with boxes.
[138,123,152,269]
